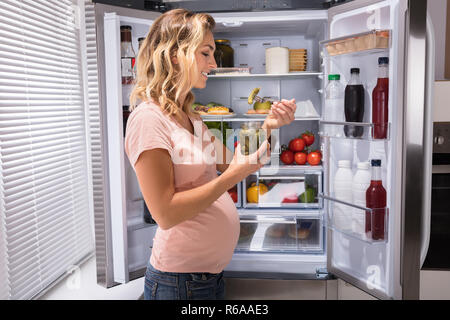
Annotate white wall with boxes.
[429,0,448,80]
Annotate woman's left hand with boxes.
[263,98,297,130]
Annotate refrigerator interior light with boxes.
[222,21,244,27]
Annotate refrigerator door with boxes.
[94,3,161,287]
[324,0,429,300]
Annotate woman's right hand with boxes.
[227,140,271,182]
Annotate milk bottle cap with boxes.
[357,162,370,170]
[338,160,352,168]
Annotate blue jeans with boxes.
[144,263,225,300]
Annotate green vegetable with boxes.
[205,121,231,146]
[299,187,316,203]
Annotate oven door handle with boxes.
[420,13,435,269]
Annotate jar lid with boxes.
[357,162,370,170]
[120,25,132,30]
[215,39,230,44]
[338,160,352,168]
[241,122,262,129]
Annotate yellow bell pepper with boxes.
[246,183,268,203]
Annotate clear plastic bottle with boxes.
[120,25,136,84]
[324,74,345,137]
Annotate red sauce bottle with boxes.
[372,57,389,139]
[366,159,387,240]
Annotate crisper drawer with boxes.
[236,215,323,254]
[243,171,322,209]
[227,182,242,208]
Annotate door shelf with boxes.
[236,215,323,253]
[319,121,391,141]
[320,29,391,58]
[319,194,389,245]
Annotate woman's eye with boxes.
[202,52,209,57]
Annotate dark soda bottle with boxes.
[366,159,387,240]
[344,68,365,138]
[372,57,389,139]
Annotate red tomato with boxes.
[228,190,238,203]
[301,131,315,146]
[280,150,294,165]
[282,195,299,203]
[289,138,306,152]
[294,152,307,165]
[307,151,322,166]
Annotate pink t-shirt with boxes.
[124,101,240,274]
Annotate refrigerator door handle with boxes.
[420,13,435,268]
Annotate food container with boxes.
[265,47,289,74]
[235,216,323,253]
[214,39,234,67]
[289,49,308,72]
[243,171,322,209]
[239,122,266,156]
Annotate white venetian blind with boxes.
[0,0,94,299]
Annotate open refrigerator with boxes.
[93,0,434,299]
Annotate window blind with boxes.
[0,0,94,299]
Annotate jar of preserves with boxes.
[214,39,234,68]
[239,122,266,156]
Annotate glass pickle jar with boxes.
[239,122,267,156]
[214,39,234,68]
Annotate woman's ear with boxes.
[171,56,179,65]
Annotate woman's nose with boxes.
[209,55,217,69]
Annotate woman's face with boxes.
[193,30,217,89]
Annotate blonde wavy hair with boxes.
[129,9,215,117]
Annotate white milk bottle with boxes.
[333,160,353,231]
[324,74,345,137]
[351,162,372,237]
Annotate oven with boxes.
[422,122,450,270]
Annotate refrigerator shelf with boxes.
[319,121,391,141]
[259,165,323,175]
[201,115,321,122]
[206,71,323,80]
[319,194,389,245]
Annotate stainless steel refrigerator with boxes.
[92,0,434,300]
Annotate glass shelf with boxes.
[319,121,391,141]
[206,71,323,80]
[202,115,320,122]
[319,193,389,245]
